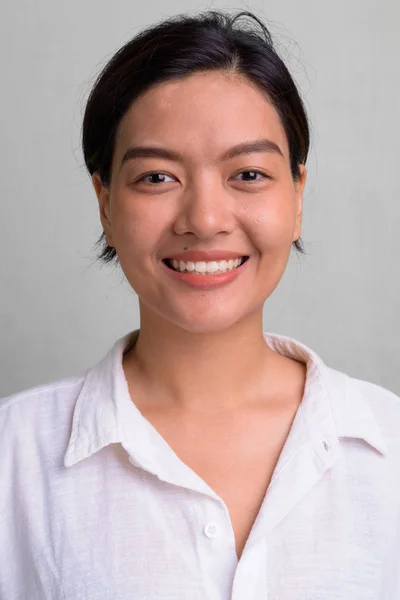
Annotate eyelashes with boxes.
[133,169,272,186]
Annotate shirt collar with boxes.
[263,333,388,457]
[63,329,387,468]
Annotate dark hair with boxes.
[82,9,310,266]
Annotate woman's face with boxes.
[92,71,306,333]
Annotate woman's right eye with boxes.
[135,172,175,185]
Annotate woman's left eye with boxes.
[233,170,270,182]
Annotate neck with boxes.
[122,307,286,413]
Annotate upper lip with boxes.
[163,250,249,262]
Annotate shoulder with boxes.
[0,374,86,437]
[0,374,88,493]
[351,375,400,439]
[320,361,400,460]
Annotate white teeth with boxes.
[170,257,245,274]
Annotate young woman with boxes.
[1,9,399,599]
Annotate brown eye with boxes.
[233,170,270,182]
[136,172,175,184]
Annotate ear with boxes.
[293,164,307,243]
[92,173,115,248]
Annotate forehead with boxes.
[115,71,289,162]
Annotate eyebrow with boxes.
[120,138,283,167]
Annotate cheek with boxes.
[244,195,296,250]
[112,195,165,254]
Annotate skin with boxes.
[92,70,307,415]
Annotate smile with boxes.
[163,256,249,275]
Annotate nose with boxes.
[172,175,236,240]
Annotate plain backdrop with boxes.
[0,0,399,397]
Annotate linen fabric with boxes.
[1,329,400,599]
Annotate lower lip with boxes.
[161,258,249,289]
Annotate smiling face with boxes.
[92,70,307,333]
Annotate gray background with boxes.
[1,0,399,397]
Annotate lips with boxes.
[160,253,250,289]
[163,256,249,272]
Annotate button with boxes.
[204,522,218,538]
[322,440,330,452]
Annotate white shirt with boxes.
[1,329,400,599]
